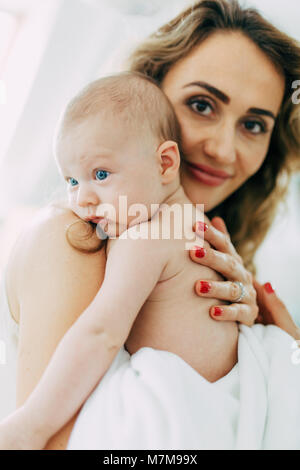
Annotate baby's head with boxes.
[54,72,181,237]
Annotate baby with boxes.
[0,72,238,450]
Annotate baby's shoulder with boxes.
[106,221,177,279]
[107,221,172,251]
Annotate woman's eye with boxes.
[243,120,266,135]
[67,177,78,187]
[189,99,214,116]
[95,170,110,181]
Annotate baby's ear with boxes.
[156,140,180,184]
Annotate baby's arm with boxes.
[0,231,168,450]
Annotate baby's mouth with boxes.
[84,215,105,224]
[90,217,105,224]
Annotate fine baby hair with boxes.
[54,71,181,154]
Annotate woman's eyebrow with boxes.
[183,81,230,104]
[183,81,276,120]
[247,107,276,121]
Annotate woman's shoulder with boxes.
[5,203,106,323]
[7,203,87,272]
[9,202,105,262]
[23,203,82,241]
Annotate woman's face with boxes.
[161,31,285,211]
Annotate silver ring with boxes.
[233,281,246,303]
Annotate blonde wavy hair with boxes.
[125,0,300,274]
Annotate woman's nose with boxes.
[76,185,100,207]
[203,122,237,165]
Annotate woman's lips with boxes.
[184,161,232,187]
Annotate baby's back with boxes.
[123,202,239,383]
[108,200,238,382]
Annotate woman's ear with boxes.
[156,140,180,184]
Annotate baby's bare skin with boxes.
[109,186,238,383]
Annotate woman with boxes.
[2,0,300,449]
[127,0,300,328]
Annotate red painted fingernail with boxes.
[197,222,208,232]
[194,247,206,258]
[264,282,275,294]
[213,307,223,316]
[199,281,212,294]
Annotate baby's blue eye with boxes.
[68,177,78,187]
[95,170,110,181]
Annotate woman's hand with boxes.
[254,280,300,340]
[189,216,258,326]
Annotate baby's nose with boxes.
[77,185,100,207]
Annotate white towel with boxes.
[67,324,300,450]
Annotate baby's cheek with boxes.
[67,193,75,209]
[67,194,81,218]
